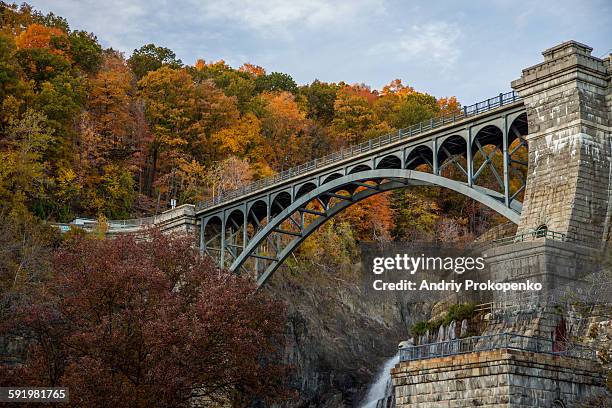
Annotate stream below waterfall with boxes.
[358,353,399,408]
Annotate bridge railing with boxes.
[399,332,596,362]
[52,216,157,233]
[197,91,522,210]
[493,229,567,245]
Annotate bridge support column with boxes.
[466,127,473,187]
[511,41,611,245]
[220,215,226,268]
[502,116,510,207]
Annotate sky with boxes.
[27,0,612,104]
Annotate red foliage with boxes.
[1,232,289,407]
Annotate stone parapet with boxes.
[153,204,197,235]
[105,204,198,238]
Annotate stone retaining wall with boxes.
[392,349,606,407]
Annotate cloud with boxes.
[369,22,463,67]
[199,0,385,35]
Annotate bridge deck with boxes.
[196,92,524,216]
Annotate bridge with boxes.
[62,41,606,289]
[196,41,611,287]
[197,92,529,285]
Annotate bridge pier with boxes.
[511,41,612,245]
[392,40,611,408]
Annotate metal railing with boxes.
[493,228,567,245]
[399,332,596,362]
[52,216,156,233]
[107,217,155,229]
[197,91,522,210]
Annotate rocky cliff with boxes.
[265,260,432,407]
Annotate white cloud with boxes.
[369,22,463,67]
[198,0,385,35]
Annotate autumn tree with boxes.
[67,30,102,72]
[257,91,308,169]
[255,71,298,94]
[338,192,393,242]
[210,112,269,176]
[0,108,53,213]
[206,156,254,199]
[380,79,414,96]
[438,96,461,116]
[331,86,390,146]
[388,92,440,129]
[1,232,288,406]
[192,59,257,113]
[190,79,240,163]
[0,33,21,106]
[299,80,339,124]
[13,23,71,83]
[14,23,68,55]
[128,43,182,79]
[137,66,195,188]
[239,62,266,77]
[172,157,207,204]
[86,52,134,156]
[391,188,440,241]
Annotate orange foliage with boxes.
[259,91,308,169]
[344,83,378,104]
[338,192,393,241]
[381,79,415,97]
[239,63,266,77]
[15,23,68,56]
[87,54,134,147]
[438,96,461,116]
[211,113,263,161]
[194,58,231,73]
[194,58,206,70]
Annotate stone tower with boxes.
[511,41,611,245]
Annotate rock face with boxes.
[265,263,432,407]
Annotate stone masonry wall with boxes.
[511,41,611,245]
[483,238,601,291]
[392,349,606,408]
[106,204,198,238]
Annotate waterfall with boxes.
[359,353,399,408]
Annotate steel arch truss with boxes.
[203,170,521,286]
[199,107,529,286]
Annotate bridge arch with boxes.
[295,182,317,199]
[322,172,343,184]
[228,169,521,286]
[271,191,292,217]
[348,163,372,174]
[376,155,402,169]
[247,199,268,221]
[438,135,468,181]
[405,145,434,171]
[202,215,223,260]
